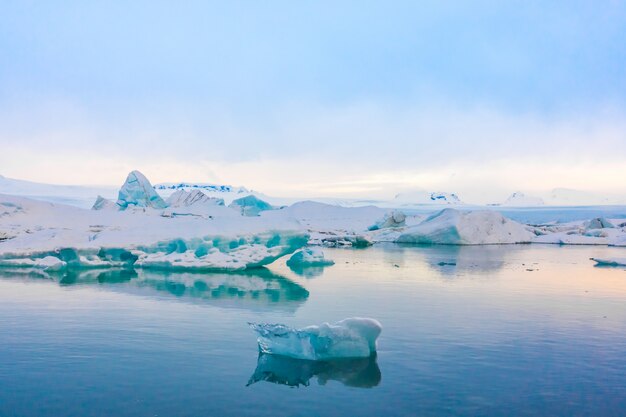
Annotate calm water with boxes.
[1,244,626,417]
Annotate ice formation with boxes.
[229,195,274,216]
[501,192,545,206]
[368,210,406,230]
[92,195,117,211]
[0,191,308,271]
[286,247,334,267]
[396,209,534,245]
[250,317,382,360]
[584,217,615,230]
[247,353,380,388]
[591,257,626,267]
[165,189,225,207]
[116,170,167,210]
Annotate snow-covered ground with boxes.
[1,171,625,274]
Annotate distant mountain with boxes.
[501,192,545,207]
[545,188,626,206]
[392,190,463,206]
[0,174,116,209]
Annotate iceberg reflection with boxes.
[0,267,309,312]
[247,353,381,388]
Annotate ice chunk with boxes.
[91,195,117,211]
[286,247,334,267]
[116,170,167,210]
[165,189,225,207]
[229,195,274,216]
[247,353,380,388]
[35,256,67,272]
[591,257,626,267]
[396,209,534,245]
[250,317,382,360]
[368,210,406,230]
[584,217,615,230]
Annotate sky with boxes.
[1,0,625,203]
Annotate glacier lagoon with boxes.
[1,244,626,416]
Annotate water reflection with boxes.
[287,264,328,278]
[0,267,309,312]
[247,353,381,388]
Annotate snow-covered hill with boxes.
[0,175,116,209]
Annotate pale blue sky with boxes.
[1,1,625,201]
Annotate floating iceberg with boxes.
[250,318,382,360]
[247,353,380,388]
[116,170,167,210]
[591,257,626,267]
[0,190,308,271]
[229,195,274,216]
[396,209,534,245]
[286,247,334,267]
[368,210,406,230]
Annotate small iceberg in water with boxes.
[249,317,381,360]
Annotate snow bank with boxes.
[250,318,382,360]
[396,209,534,245]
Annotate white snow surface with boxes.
[0,194,307,271]
[396,209,535,245]
[250,317,382,360]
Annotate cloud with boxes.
[2,96,625,204]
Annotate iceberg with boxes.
[584,217,615,230]
[286,247,334,267]
[591,257,626,267]
[396,209,534,245]
[229,195,274,216]
[116,170,167,210]
[165,189,225,207]
[250,317,382,360]
[247,353,380,388]
[368,210,406,230]
[0,189,308,271]
[92,195,117,211]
